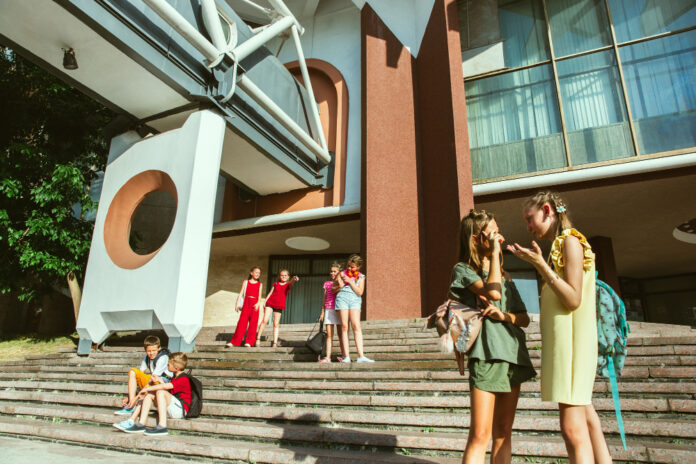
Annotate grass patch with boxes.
[0,333,76,361]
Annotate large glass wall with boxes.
[464,0,696,182]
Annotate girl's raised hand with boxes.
[293,276,299,282]
[480,304,505,321]
[506,241,544,266]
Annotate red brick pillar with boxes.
[414,0,474,315]
[361,1,474,319]
[361,4,423,320]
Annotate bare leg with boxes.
[490,385,521,464]
[338,310,350,359]
[138,393,155,425]
[348,309,365,358]
[463,387,495,464]
[585,404,612,463]
[272,311,282,345]
[125,369,138,407]
[128,401,142,422]
[337,323,347,357]
[155,389,173,428]
[255,307,273,344]
[559,403,594,464]
[324,324,334,359]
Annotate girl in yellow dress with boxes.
[507,192,612,463]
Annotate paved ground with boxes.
[0,435,200,463]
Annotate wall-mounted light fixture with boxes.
[62,48,78,70]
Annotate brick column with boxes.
[360,1,474,319]
[361,4,424,320]
[414,0,474,315]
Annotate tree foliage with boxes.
[0,49,113,301]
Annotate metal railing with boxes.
[142,0,331,166]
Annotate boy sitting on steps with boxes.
[114,335,173,415]
[113,352,192,436]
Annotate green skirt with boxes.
[468,358,536,393]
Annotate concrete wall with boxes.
[275,0,362,207]
[203,255,269,327]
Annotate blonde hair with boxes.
[169,352,188,371]
[347,254,363,268]
[277,268,290,280]
[523,191,573,238]
[457,209,495,272]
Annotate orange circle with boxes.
[103,170,178,269]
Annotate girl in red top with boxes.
[256,269,299,347]
[226,267,263,347]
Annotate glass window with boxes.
[499,0,551,67]
[465,65,566,180]
[620,30,696,154]
[557,50,634,165]
[609,0,696,43]
[548,0,612,57]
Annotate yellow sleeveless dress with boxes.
[540,229,598,405]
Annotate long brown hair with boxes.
[457,209,495,272]
[523,191,573,239]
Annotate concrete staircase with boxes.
[0,319,695,463]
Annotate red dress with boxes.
[265,281,294,310]
[229,280,261,346]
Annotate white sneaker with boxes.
[356,356,375,363]
[225,342,233,348]
[340,357,351,363]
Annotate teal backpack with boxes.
[596,276,630,449]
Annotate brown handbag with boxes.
[426,298,483,376]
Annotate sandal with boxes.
[318,357,331,363]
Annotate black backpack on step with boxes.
[174,370,203,419]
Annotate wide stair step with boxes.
[0,317,695,462]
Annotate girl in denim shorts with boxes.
[335,254,373,363]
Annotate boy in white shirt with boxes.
[114,335,173,415]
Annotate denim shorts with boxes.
[335,290,362,310]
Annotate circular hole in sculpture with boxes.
[104,170,178,270]
[129,190,177,255]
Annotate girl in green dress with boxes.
[454,209,536,464]
[507,191,611,463]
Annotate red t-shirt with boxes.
[265,281,294,309]
[170,375,191,412]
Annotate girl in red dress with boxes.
[226,267,263,347]
[257,269,299,347]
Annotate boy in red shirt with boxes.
[256,269,299,347]
[113,352,191,436]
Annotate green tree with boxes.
[0,49,113,302]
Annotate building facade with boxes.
[2,0,694,344]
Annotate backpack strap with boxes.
[607,356,627,450]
